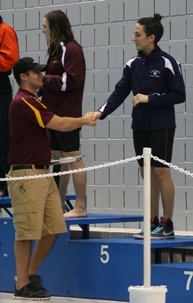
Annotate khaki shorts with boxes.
[7,166,67,241]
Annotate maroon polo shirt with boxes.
[8,88,54,165]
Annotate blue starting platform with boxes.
[65,213,144,239]
[56,236,193,302]
[65,213,144,225]
[1,196,193,303]
[0,196,144,297]
[0,195,143,239]
[152,262,193,303]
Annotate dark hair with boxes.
[137,13,164,45]
[14,71,29,85]
[44,10,77,56]
[14,74,20,85]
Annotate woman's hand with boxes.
[132,94,149,106]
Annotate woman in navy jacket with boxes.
[93,13,186,239]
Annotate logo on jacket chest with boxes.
[52,60,59,64]
[150,70,160,78]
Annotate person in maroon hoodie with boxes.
[41,10,86,218]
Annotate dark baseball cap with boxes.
[13,57,46,79]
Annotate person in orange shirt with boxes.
[0,16,19,196]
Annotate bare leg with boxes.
[52,150,87,217]
[150,169,160,217]
[140,167,160,217]
[63,160,87,217]
[52,150,68,210]
[14,240,32,289]
[28,234,58,276]
[152,167,174,218]
[62,150,87,218]
[59,163,70,208]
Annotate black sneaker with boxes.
[133,216,159,239]
[151,217,175,239]
[29,275,48,292]
[13,282,50,300]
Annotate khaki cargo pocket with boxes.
[13,205,37,234]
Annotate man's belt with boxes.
[11,164,49,171]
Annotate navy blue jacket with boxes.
[99,46,186,131]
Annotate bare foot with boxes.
[63,207,87,218]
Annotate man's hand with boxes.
[92,111,102,121]
[84,112,97,126]
[132,94,149,106]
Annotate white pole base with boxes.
[128,285,167,303]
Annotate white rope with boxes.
[0,155,142,182]
[1,154,193,182]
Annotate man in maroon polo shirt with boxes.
[7,57,96,300]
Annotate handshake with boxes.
[84,111,102,126]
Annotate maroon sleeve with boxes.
[42,42,85,93]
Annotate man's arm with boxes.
[46,112,96,131]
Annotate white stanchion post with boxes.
[128,148,167,303]
[143,147,151,287]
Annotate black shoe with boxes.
[13,282,50,300]
[29,274,48,292]
[133,216,159,239]
[151,217,175,239]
